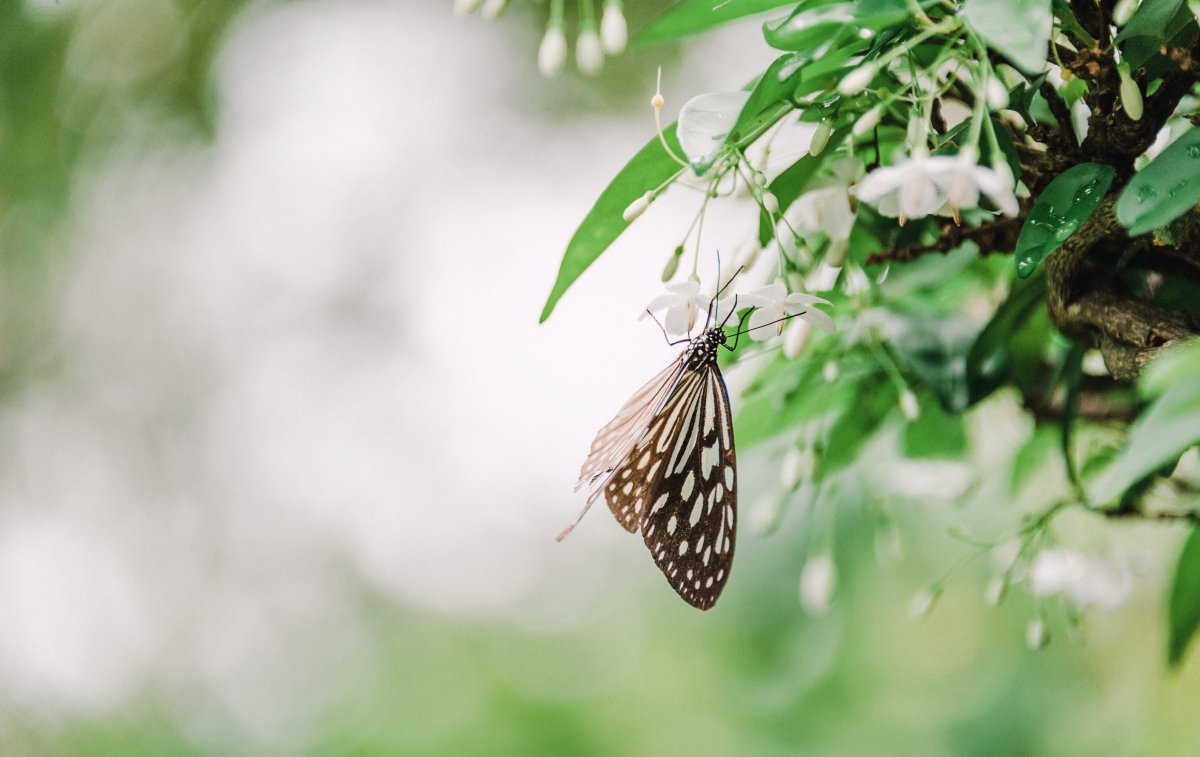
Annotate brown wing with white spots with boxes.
[575,358,685,494]
[599,369,707,532]
[639,364,736,610]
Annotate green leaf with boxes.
[539,126,682,322]
[762,3,855,52]
[1169,527,1200,666]
[636,0,800,45]
[730,54,802,146]
[1115,0,1184,42]
[965,272,1047,404]
[1014,162,1114,278]
[902,394,967,459]
[1088,340,1200,504]
[961,0,1052,74]
[1116,127,1200,237]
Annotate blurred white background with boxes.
[0,0,777,737]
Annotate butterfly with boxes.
[559,286,804,610]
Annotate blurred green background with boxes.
[1,1,1199,755]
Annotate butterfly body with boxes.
[573,325,737,610]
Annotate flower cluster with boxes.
[853,146,1018,225]
[536,0,627,78]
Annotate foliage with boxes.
[545,0,1200,657]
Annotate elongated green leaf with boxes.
[1116,127,1200,236]
[1169,527,1200,666]
[539,126,682,322]
[1115,0,1184,42]
[635,0,799,46]
[730,54,801,146]
[1089,340,1200,505]
[762,3,854,52]
[961,0,1052,74]
[1015,162,1114,278]
[965,272,1047,403]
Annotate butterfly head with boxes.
[683,326,727,370]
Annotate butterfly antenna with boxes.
[646,308,690,346]
[731,310,808,339]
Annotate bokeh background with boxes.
[2,1,1200,754]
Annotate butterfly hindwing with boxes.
[638,364,736,610]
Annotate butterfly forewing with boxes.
[639,364,736,610]
[576,359,685,496]
[602,369,706,532]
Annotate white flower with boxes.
[1028,548,1135,610]
[984,576,1006,607]
[800,553,836,614]
[576,24,604,76]
[781,446,813,489]
[537,24,567,77]
[929,147,1019,220]
[642,281,730,337]
[838,63,876,96]
[852,150,945,222]
[739,283,835,341]
[792,183,855,241]
[899,389,920,421]
[600,1,627,54]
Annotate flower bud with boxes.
[1026,617,1050,649]
[800,553,836,614]
[753,170,767,187]
[825,238,849,267]
[661,247,681,281]
[908,585,942,619]
[600,1,627,55]
[622,190,654,222]
[899,390,920,421]
[852,105,883,138]
[1114,0,1140,26]
[984,577,1007,608]
[1118,64,1143,121]
[874,524,903,566]
[838,63,877,96]
[783,319,812,358]
[576,23,604,76]
[454,0,483,15]
[537,23,567,77]
[480,0,507,18]
[809,119,832,156]
[780,446,811,489]
[991,156,1016,191]
[985,77,1009,110]
[822,360,839,382]
[762,191,780,214]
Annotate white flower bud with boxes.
[780,446,810,489]
[984,577,1007,608]
[825,238,849,267]
[809,119,832,156]
[576,24,604,76]
[838,63,876,96]
[822,360,839,382]
[1114,0,1140,26]
[783,319,812,358]
[748,492,784,535]
[454,0,483,15]
[986,77,1009,110]
[480,0,507,18]
[992,156,1016,191]
[908,586,941,619]
[874,524,903,566]
[600,2,627,55]
[852,105,883,138]
[1119,65,1143,121]
[762,191,780,214]
[622,190,654,222]
[538,24,567,77]
[753,170,767,187]
[899,389,920,421]
[800,553,836,614]
[1026,617,1050,650]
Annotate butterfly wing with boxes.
[638,363,736,610]
[575,358,684,496]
